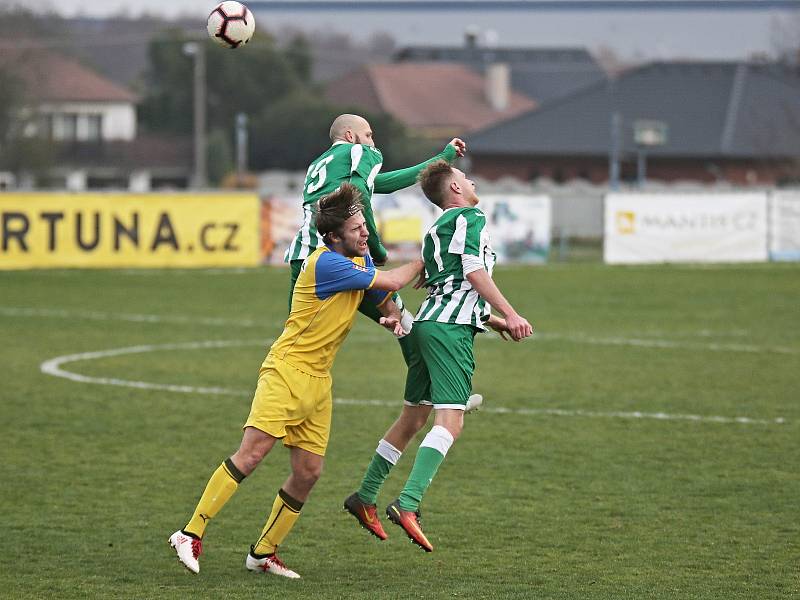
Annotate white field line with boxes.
[39,340,270,395]
[0,306,266,328]
[39,340,786,426]
[5,305,797,355]
[529,332,799,355]
[116,268,259,276]
[0,267,260,276]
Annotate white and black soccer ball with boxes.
[207,1,255,49]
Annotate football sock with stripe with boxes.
[252,488,304,555]
[398,426,454,512]
[184,458,246,538]
[357,439,402,505]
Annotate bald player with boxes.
[285,113,465,296]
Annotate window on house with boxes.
[54,114,78,140]
[36,114,54,139]
[86,114,102,141]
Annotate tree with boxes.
[0,69,23,145]
[770,11,800,66]
[0,62,56,178]
[206,128,233,185]
[248,90,436,171]
[139,30,306,137]
[138,24,434,173]
[284,33,313,84]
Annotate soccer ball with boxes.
[207,1,255,49]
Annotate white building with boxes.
[1,50,191,191]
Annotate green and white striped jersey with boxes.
[415,206,497,329]
[284,141,384,263]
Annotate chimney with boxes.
[465,25,479,49]
[485,63,510,111]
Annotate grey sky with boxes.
[18,0,800,60]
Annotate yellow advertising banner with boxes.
[0,193,260,269]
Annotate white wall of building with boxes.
[38,101,136,141]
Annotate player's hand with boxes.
[373,255,387,267]
[486,317,511,341]
[448,138,466,157]
[379,316,405,337]
[504,313,534,342]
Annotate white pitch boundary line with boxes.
[39,340,786,426]
[0,306,265,328]
[6,305,798,355]
[531,332,799,355]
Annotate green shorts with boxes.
[289,259,417,365]
[403,320,477,409]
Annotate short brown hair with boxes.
[417,159,453,207]
[315,182,363,241]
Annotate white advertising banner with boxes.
[266,191,553,265]
[374,192,552,264]
[769,191,800,261]
[604,193,768,264]
[479,194,552,264]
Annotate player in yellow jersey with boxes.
[169,183,424,578]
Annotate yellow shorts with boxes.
[244,355,332,456]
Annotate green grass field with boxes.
[1,263,798,599]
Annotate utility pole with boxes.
[608,74,621,191]
[609,111,621,191]
[633,120,668,188]
[236,112,248,181]
[183,42,207,190]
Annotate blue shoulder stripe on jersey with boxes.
[314,249,376,300]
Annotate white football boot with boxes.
[246,546,301,579]
[169,530,202,574]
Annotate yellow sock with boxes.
[252,489,304,555]
[184,458,246,538]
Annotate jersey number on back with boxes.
[306,155,335,195]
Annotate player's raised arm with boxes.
[373,139,466,194]
[357,195,388,265]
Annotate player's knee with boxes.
[441,418,463,440]
[294,461,323,486]
[411,412,431,432]
[448,422,463,440]
[232,444,270,474]
[399,408,430,435]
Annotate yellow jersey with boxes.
[268,246,389,376]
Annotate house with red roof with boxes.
[1,50,191,191]
[324,62,536,140]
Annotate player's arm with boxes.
[485,314,512,341]
[371,259,425,292]
[373,139,465,194]
[348,148,389,264]
[466,268,532,341]
[376,297,406,337]
[358,193,388,265]
[451,208,531,341]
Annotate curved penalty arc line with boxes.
[39,340,787,426]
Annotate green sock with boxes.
[357,438,402,505]
[398,446,446,512]
[357,453,394,505]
